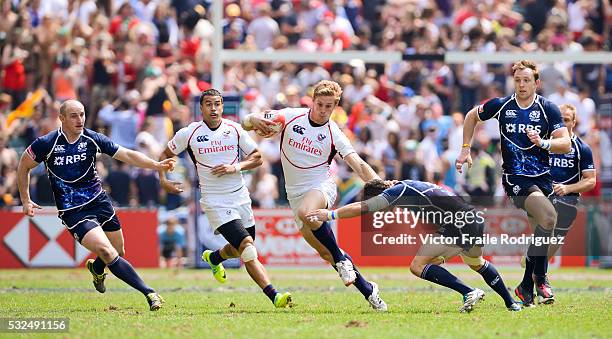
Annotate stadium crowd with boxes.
[0,0,609,211]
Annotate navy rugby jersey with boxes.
[550,135,595,197]
[26,128,120,211]
[478,94,565,176]
[380,180,470,212]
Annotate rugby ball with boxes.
[256,111,286,137]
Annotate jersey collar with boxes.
[307,109,328,127]
[513,93,538,110]
[59,127,82,144]
[202,119,222,131]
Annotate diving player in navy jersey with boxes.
[307,179,522,312]
[517,103,596,306]
[17,100,175,311]
[456,60,571,305]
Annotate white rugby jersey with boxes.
[278,107,356,195]
[168,119,258,196]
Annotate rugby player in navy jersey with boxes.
[307,179,521,312]
[17,100,175,311]
[456,60,572,305]
[517,103,596,306]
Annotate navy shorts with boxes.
[438,220,485,251]
[58,193,121,243]
[502,173,553,210]
[551,195,579,237]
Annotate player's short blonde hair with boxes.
[511,60,539,81]
[559,103,577,121]
[313,80,342,103]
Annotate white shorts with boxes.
[200,186,255,231]
[287,179,337,229]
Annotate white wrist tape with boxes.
[234,163,242,172]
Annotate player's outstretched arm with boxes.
[306,196,390,222]
[554,170,596,196]
[211,150,263,177]
[158,146,184,194]
[17,151,42,217]
[344,153,380,182]
[306,201,363,222]
[455,106,480,173]
[242,112,276,133]
[113,147,175,171]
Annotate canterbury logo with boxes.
[292,125,305,135]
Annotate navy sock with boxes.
[209,250,224,266]
[107,256,155,296]
[312,222,345,264]
[520,256,535,290]
[263,284,277,303]
[529,226,552,283]
[477,261,515,307]
[421,264,473,295]
[92,257,106,275]
[343,253,374,298]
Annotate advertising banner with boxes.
[0,209,158,268]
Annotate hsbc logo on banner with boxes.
[2,214,90,267]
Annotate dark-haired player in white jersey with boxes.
[242,80,387,311]
[17,100,174,310]
[517,103,596,306]
[456,60,571,305]
[158,89,291,308]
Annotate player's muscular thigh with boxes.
[297,190,327,228]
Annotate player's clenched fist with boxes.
[455,147,472,173]
[527,130,542,146]
[22,200,42,217]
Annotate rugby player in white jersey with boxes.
[242,80,387,311]
[159,89,291,308]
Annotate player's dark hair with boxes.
[199,89,223,106]
[363,179,390,200]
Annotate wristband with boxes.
[462,143,471,148]
[234,163,242,172]
[540,140,551,151]
[327,210,338,220]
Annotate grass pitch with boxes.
[1,266,610,338]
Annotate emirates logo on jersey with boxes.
[288,137,322,156]
[197,140,235,154]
